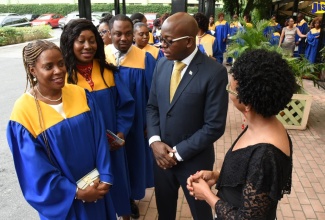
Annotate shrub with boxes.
[0,26,51,46]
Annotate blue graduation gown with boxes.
[305,29,320,63]
[295,20,309,57]
[75,60,135,216]
[105,45,155,199]
[214,20,229,63]
[6,84,116,220]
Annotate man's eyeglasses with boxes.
[226,83,238,96]
[99,29,109,36]
[160,36,190,47]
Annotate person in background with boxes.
[294,13,309,57]
[152,18,162,44]
[98,14,113,46]
[264,14,282,37]
[279,17,307,57]
[243,14,253,28]
[160,12,170,26]
[226,14,241,65]
[133,22,164,60]
[214,12,229,64]
[130,12,154,45]
[208,15,216,35]
[270,30,281,46]
[147,12,228,220]
[60,19,135,220]
[305,17,322,63]
[193,12,218,61]
[187,49,295,220]
[105,14,156,220]
[7,40,116,219]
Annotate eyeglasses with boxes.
[99,29,109,36]
[226,83,238,96]
[160,36,190,47]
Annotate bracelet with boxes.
[75,187,78,200]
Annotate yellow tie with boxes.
[170,61,186,102]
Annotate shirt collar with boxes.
[176,47,198,66]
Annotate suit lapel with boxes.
[169,51,202,109]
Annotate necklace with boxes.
[35,86,62,102]
[197,33,206,38]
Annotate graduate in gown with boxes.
[60,19,135,219]
[305,17,322,64]
[264,15,282,37]
[294,13,309,57]
[193,12,218,61]
[105,14,156,219]
[133,22,164,60]
[7,40,116,220]
[214,12,229,64]
[226,14,241,65]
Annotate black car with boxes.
[24,14,40,21]
[0,14,31,27]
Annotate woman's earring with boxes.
[33,77,37,82]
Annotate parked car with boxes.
[59,11,101,29]
[92,12,110,18]
[24,14,39,21]
[31,13,64,28]
[0,14,31,27]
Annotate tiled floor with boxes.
[135,79,325,220]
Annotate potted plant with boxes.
[226,20,318,130]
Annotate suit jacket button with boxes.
[167,114,171,118]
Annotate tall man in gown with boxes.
[104,14,156,219]
[146,12,228,220]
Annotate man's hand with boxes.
[150,141,177,169]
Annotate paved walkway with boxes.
[135,78,325,220]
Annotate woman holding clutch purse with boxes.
[6,40,116,219]
[60,19,135,220]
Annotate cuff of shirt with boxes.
[149,135,161,146]
[173,146,183,161]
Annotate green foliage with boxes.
[0,26,51,46]
[0,3,223,17]
[227,19,279,58]
[286,56,320,88]
[226,19,319,89]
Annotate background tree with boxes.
[222,0,272,19]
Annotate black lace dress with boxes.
[215,127,292,220]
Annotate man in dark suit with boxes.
[146,12,228,220]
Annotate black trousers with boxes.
[153,162,213,220]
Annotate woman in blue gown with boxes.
[214,12,229,64]
[60,19,135,219]
[305,17,322,63]
[7,40,116,220]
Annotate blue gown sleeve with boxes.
[6,122,76,219]
[113,72,135,136]
[144,52,157,99]
[85,90,113,184]
[212,37,219,59]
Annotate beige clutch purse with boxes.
[76,168,100,189]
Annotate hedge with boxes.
[0,3,221,17]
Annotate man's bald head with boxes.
[163,12,199,38]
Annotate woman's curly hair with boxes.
[232,49,296,118]
[60,18,116,85]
